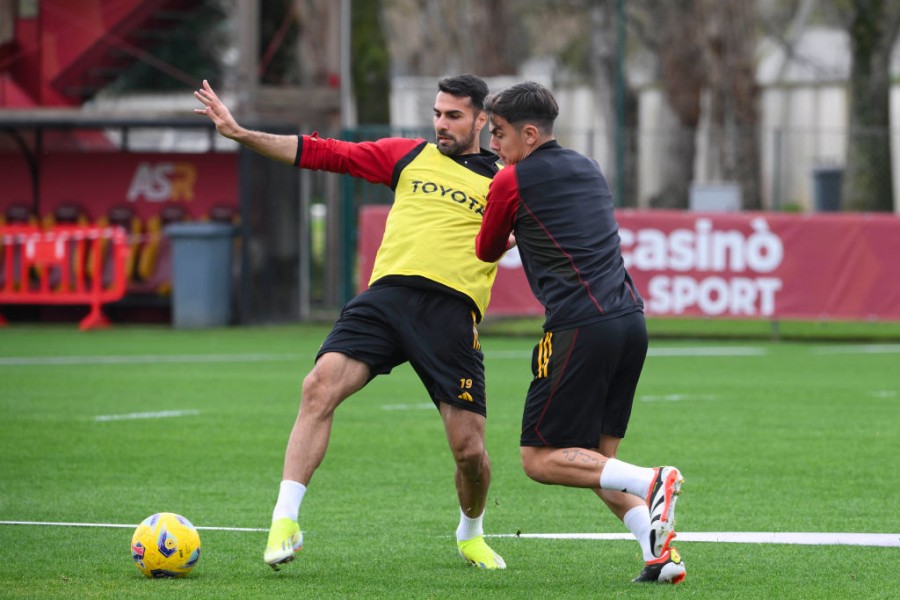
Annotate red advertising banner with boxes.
[358,206,900,321]
[0,152,238,222]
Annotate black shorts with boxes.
[520,311,647,448]
[317,282,487,416]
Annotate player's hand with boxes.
[507,233,517,250]
[193,79,242,140]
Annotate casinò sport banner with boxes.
[358,206,900,321]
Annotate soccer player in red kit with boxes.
[475,81,685,584]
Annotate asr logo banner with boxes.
[127,162,198,203]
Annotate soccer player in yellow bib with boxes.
[195,74,506,571]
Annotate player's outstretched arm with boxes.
[193,79,298,165]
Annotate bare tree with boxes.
[631,0,708,208]
[761,0,817,82]
[383,0,517,76]
[701,0,763,209]
[460,0,517,76]
[630,0,763,209]
[834,0,900,212]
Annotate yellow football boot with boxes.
[457,535,506,569]
[264,518,302,570]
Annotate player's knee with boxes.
[300,370,336,415]
[521,459,543,483]
[520,448,548,483]
[452,443,487,476]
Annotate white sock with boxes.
[599,458,656,500]
[456,508,484,542]
[623,505,655,562]
[271,480,306,522]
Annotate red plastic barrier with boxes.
[0,225,130,330]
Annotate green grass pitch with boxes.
[0,324,897,599]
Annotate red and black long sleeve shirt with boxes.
[475,140,643,331]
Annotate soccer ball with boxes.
[131,512,201,578]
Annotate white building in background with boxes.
[391,27,900,214]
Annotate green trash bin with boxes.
[165,222,234,328]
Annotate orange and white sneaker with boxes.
[646,466,683,557]
[632,546,686,584]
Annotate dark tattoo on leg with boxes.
[561,449,601,467]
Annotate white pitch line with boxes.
[2,521,895,546]
[490,532,900,547]
[647,347,766,357]
[675,532,900,547]
[0,353,299,366]
[812,344,900,355]
[94,410,200,422]
[0,520,267,532]
[639,394,717,402]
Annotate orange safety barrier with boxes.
[0,225,130,330]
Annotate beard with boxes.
[436,121,478,156]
